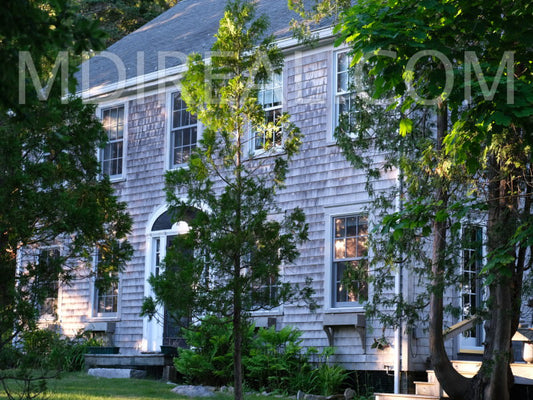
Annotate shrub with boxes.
[311,363,348,396]
[56,335,89,372]
[174,318,348,395]
[0,329,90,400]
[0,345,23,369]
[174,315,245,386]
[307,347,348,396]
[20,329,89,372]
[244,326,309,393]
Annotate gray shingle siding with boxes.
[112,93,168,353]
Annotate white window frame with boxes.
[143,204,195,351]
[99,103,127,181]
[91,249,120,320]
[168,91,198,169]
[249,264,285,317]
[249,212,285,316]
[252,72,284,155]
[333,49,354,135]
[324,204,369,312]
[36,246,62,321]
[459,224,486,352]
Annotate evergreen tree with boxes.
[142,2,313,399]
[1,0,132,395]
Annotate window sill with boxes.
[250,147,285,159]
[108,176,126,184]
[251,308,283,317]
[167,163,190,171]
[458,348,483,355]
[323,311,365,323]
[89,316,120,322]
[324,306,365,314]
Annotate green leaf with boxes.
[435,209,448,222]
[399,118,413,137]
[392,228,404,241]
[491,111,512,126]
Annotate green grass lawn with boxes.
[0,372,234,400]
[0,372,293,400]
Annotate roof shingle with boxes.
[79,0,326,91]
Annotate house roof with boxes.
[78,0,330,94]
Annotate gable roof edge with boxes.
[77,26,335,102]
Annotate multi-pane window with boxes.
[334,51,354,127]
[96,280,118,314]
[94,250,118,315]
[254,73,283,151]
[462,226,483,345]
[170,93,197,167]
[332,215,368,306]
[37,248,60,317]
[252,275,279,309]
[101,106,125,177]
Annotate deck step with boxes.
[377,361,533,400]
[414,381,440,397]
[426,370,437,383]
[451,360,480,377]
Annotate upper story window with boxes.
[101,105,125,178]
[170,92,197,168]
[332,215,368,307]
[334,51,354,128]
[254,73,283,152]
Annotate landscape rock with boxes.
[344,388,356,400]
[218,386,234,394]
[88,368,145,379]
[172,385,216,397]
[297,390,350,400]
[303,393,326,400]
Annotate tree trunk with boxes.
[233,307,243,400]
[429,100,472,400]
[425,119,520,399]
[477,158,515,400]
[233,252,244,400]
[479,281,512,400]
[233,113,244,400]
[0,234,17,350]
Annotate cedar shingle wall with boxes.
[278,49,399,369]
[58,48,418,369]
[114,94,168,353]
